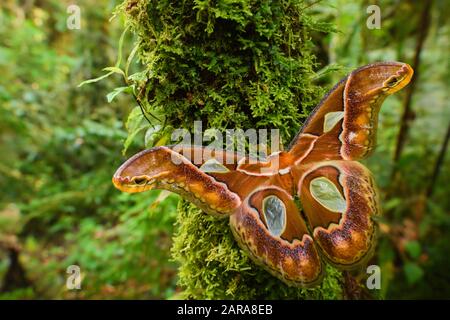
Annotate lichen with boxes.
[121,0,343,299]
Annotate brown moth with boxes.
[113,62,413,287]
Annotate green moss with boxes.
[121,0,343,298]
[172,201,342,299]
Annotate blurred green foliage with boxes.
[0,0,179,299]
[0,0,448,299]
[311,0,450,299]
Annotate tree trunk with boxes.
[426,122,450,198]
[122,0,343,299]
[1,248,31,293]
[392,0,432,172]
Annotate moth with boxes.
[113,62,413,287]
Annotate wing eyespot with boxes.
[309,177,347,213]
[262,195,287,237]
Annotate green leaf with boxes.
[115,25,129,68]
[78,71,115,87]
[144,124,162,148]
[126,42,140,78]
[106,86,133,103]
[122,106,148,155]
[78,26,129,88]
[102,66,125,77]
[404,262,424,285]
[311,63,344,81]
[128,71,147,82]
[404,241,422,260]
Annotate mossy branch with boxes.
[120,0,343,299]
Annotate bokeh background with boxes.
[0,0,448,299]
